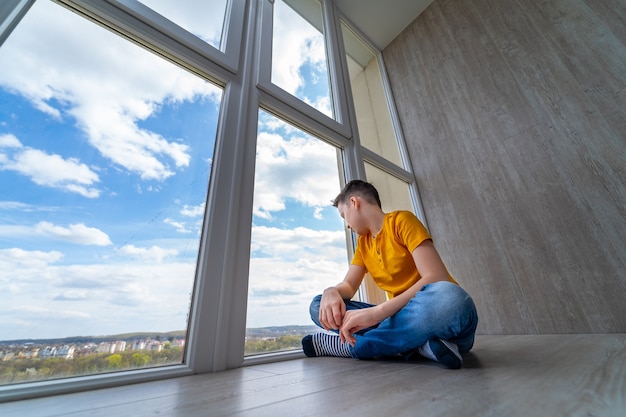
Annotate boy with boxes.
[302,180,478,368]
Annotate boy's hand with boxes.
[319,287,346,331]
[340,307,383,346]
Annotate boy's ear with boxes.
[350,196,360,208]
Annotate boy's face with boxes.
[337,197,365,235]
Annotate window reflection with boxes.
[343,23,403,166]
[364,163,415,214]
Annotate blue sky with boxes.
[0,0,349,340]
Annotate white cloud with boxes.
[11,305,91,320]
[251,225,344,259]
[0,248,64,270]
[253,130,340,219]
[0,222,112,246]
[54,290,88,301]
[304,95,332,118]
[139,0,226,45]
[247,225,348,328]
[0,133,22,148]
[0,201,57,212]
[0,255,195,339]
[271,0,331,116]
[272,0,322,93]
[118,244,179,263]
[0,0,221,182]
[164,217,192,234]
[35,222,112,246]
[0,140,101,198]
[180,203,205,217]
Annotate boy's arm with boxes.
[339,239,449,344]
[319,264,366,331]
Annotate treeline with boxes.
[2,331,186,346]
[244,334,302,355]
[0,346,183,385]
[1,334,308,385]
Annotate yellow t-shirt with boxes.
[351,210,457,299]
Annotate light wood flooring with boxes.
[1,334,624,416]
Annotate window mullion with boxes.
[321,0,349,129]
[0,0,34,47]
[186,0,262,373]
[326,0,365,182]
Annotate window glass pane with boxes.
[342,23,403,166]
[0,1,221,384]
[139,0,228,49]
[364,163,415,214]
[245,109,347,355]
[271,0,333,119]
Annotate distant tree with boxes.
[244,334,304,355]
[0,366,16,384]
[131,352,150,367]
[106,354,122,369]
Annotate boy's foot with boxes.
[418,338,462,369]
[302,333,353,358]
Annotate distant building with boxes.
[131,340,146,350]
[37,345,75,359]
[171,339,185,348]
[96,343,112,354]
[56,345,75,359]
[96,341,127,354]
[39,346,57,358]
[147,341,163,352]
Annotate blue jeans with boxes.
[309,281,478,359]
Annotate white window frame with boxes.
[0,0,424,401]
[0,0,35,47]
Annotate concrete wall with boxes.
[383,0,626,334]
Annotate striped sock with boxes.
[302,333,353,358]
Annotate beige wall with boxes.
[383,0,626,334]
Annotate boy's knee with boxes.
[310,294,322,308]
[309,294,322,321]
[428,281,471,302]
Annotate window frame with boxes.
[0,0,35,47]
[0,0,425,401]
[110,0,245,73]
[256,0,351,140]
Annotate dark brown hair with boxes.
[333,179,382,208]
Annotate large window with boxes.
[0,0,221,384]
[271,0,332,118]
[342,22,404,166]
[0,0,421,400]
[138,0,228,49]
[364,163,415,214]
[245,110,347,355]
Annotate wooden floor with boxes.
[2,335,625,417]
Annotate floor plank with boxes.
[1,335,624,417]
